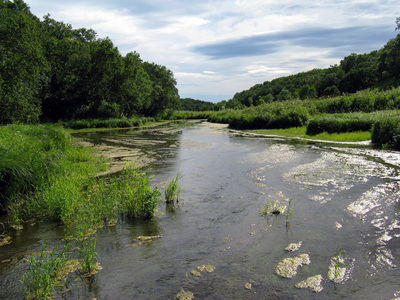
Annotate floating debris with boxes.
[0,236,12,247]
[285,241,302,252]
[129,235,162,247]
[244,282,252,290]
[275,253,310,278]
[197,264,215,273]
[82,262,102,277]
[106,219,118,227]
[334,222,342,230]
[134,235,162,242]
[176,288,194,300]
[190,270,201,277]
[55,259,81,283]
[260,200,287,216]
[295,274,323,293]
[11,224,23,231]
[328,255,347,283]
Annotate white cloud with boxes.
[27,0,399,102]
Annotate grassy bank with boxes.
[0,124,160,229]
[172,88,400,149]
[60,116,156,130]
[249,127,371,143]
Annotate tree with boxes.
[277,88,292,101]
[117,52,152,116]
[298,84,317,100]
[0,0,48,124]
[142,62,179,117]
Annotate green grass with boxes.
[249,127,371,142]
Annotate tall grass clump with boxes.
[21,241,69,300]
[0,124,71,214]
[165,172,183,204]
[117,168,161,218]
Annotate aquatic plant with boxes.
[328,244,349,283]
[286,197,294,229]
[165,172,183,204]
[295,274,324,293]
[259,200,287,216]
[118,168,161,218]
[21,241,69,300]
[275,253,310,279]
[79,237,99,275]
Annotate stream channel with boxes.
[1,120,400,299]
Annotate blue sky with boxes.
[27,0,399,102]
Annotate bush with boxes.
[371,114,400,149]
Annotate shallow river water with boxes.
[2,121,400,299]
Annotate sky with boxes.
[26,0,399,103]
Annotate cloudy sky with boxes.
[27,0,399,102]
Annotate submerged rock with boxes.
[285,241,302,252]
[295,274,323,293]
[275,253,310,278]
[176,288,194,300]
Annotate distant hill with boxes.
[226,20,400,109]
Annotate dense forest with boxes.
[0,0,180,124]
[180,98,216,111]
[221,18,400,109]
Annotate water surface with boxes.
[1,121,400,299]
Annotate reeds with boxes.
[165,172,182,204]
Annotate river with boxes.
[1,121,400,299]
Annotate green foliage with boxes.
[165,172,182,204]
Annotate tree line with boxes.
[222,18,400,109]
[0,0,180,124]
